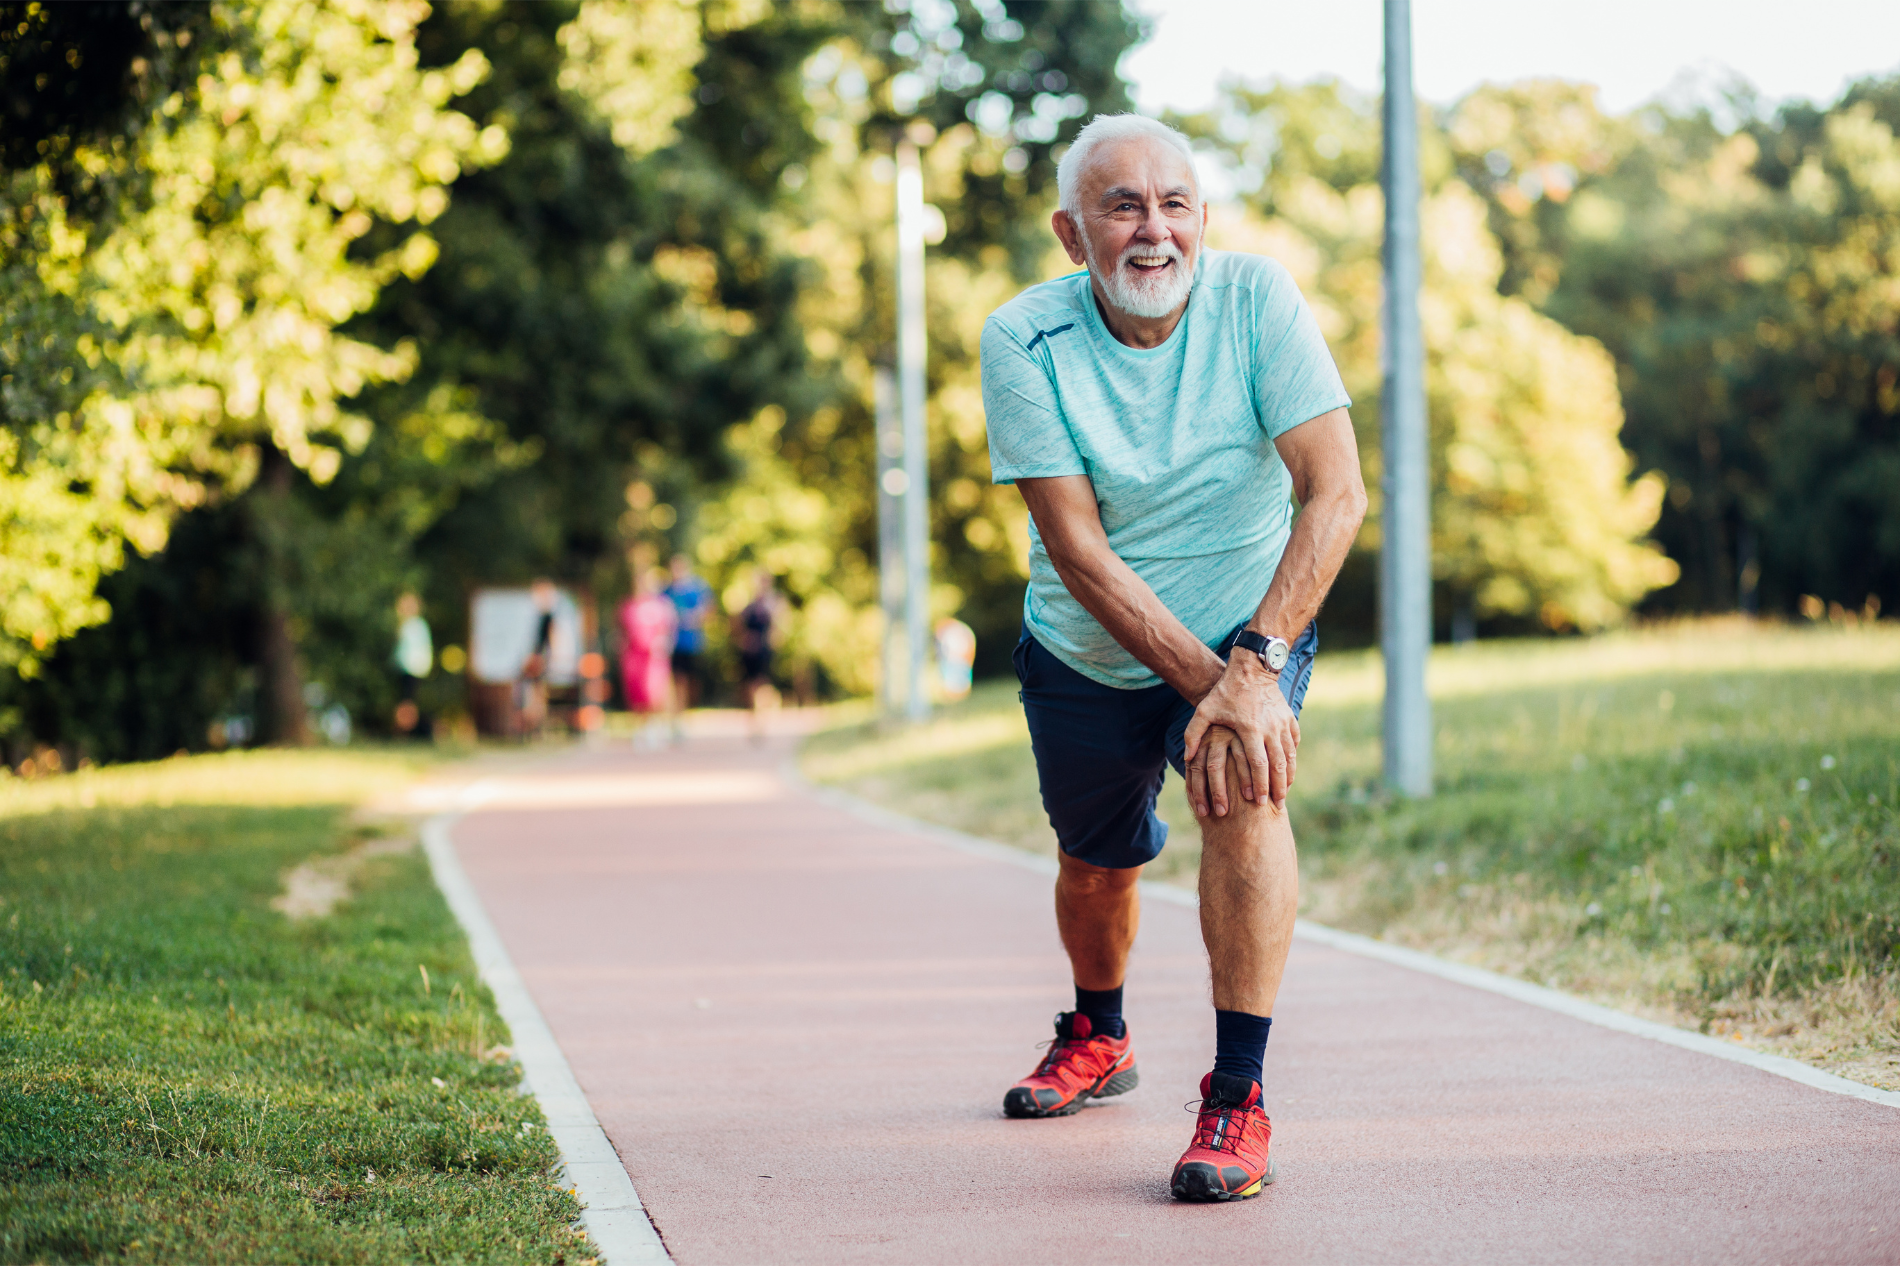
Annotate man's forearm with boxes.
[1043,545,1226,702]
[1246,482,1366,646]
[1045,482,1361,702]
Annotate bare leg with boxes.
[1055,850,1142,991]
[1197,758,1299,1015]
[744,680,765,742]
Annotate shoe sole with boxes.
[1002,1063,1139,1118]
[1170,1157,1277,1202]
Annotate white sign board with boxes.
[469,588,583,686]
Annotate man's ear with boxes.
[1051,209,1087,266]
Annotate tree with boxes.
[1531,81,1900,616]
[0,0,504,751]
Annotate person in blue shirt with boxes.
[981,114,1367,1202]
[664,554,715,742]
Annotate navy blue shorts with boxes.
[1012,621,1318,870]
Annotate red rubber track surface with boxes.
[451,730,1900,1265]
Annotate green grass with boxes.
[803,620,1900,1089]
[0,750,595,1264]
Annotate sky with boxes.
[1121,0,1900,118]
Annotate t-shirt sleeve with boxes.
[981,316,1086,485]
[1252,265,1352,439]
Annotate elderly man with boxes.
[981,114,1367,1201]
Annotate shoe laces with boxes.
[1183,1097,1259,1155]
[1032,1035,1086,1077]
[1028,1012,1097,1076]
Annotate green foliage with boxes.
[5,506,253,764]
[1452,77,1900,616]
[355,0,829,637]
[0,751,589,1262]
[0,0,504,702]
[0,170,125,670]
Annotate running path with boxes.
[448,723,1900,1265]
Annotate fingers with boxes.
[1266,728,1289,810]
[1183,712,1209,764]
[1190,691,1306,818]
[1205,726,1235,817]
[1243,734,1269,807]
[1200,726,1246,813]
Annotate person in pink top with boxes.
[618,566,678,748]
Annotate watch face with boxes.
[1266,640,1290,671]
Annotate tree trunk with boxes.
[254,445,310,746]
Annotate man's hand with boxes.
[1183,655,1299,817]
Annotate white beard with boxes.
[1088,236,1195,320]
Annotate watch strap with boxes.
[1231,629,1290,670]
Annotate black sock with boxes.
[1212,1009,1272,1086]
[1073,984,1125,1039]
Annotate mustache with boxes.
[1118,241,1184,267]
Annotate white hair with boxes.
[1055,114,1198,217]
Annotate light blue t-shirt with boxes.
[981,249,1350,689]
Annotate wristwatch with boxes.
[1232,629,1290,673]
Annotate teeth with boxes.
[1130,256,1170,266]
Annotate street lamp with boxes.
[893,135,931,723]
[1382,0,1433,795]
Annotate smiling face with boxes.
[1053,135,1205,327]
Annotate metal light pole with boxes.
[1381,0,1433,795]
[873,367,905,717]
[895,140,931,722]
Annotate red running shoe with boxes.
[1002,1012,1138,1118]
[1170,1071,1276,1201]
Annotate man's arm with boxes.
[1183,407,1368,816]
[1013,476,1229,703]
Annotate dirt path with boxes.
[449,725,1900,1265]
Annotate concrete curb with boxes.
[791,764,1900,1112]
[422,811,673,1265]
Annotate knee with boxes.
[1057,853,1141,897]
[1216,758,1289,823]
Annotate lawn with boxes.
[0,749,596,1264]
[803,619,1900,1090]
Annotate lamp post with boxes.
[894,139,931,723]
[1381,0,1433,795]
[873,366,904,718]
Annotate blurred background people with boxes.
[618,566,678,749]
[518,578,558,738]
[934,616,976,703]
[732,570,784,742]
[665,553,715,742]
[391,592,433,738]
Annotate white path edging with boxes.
[793,766,1900,1112]
[422,812,673,1264]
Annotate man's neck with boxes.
[1089,277,1188,350]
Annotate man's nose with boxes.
[1135,204,1170,242]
